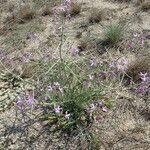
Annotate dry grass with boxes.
[126,54,150,82]
[17,5,36,23]
[69,2,81,17]
[3,4,36,24]
[88,9,103,24]
[141,1,150,11]
[40,5,52,16]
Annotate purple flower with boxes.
[88,74,94,80]
[99,71,107,78]
[109,62,115,68]
[16,99,25,111]
[140,72,148,82]
[98,101,104,108]
[128,79,134,85]
[48,85,53,92]
[137,85,149,94]
[89,58,97,67]
[64,111,70,119]
[26,95,36,107]
[95,115,104,122]
[140,32,145,47]
[70,48,79,56]
[133,33,138,37]
[102,107,108,113]
[54,105,62,114]
[90,103,96,111]
[128,41,135,49]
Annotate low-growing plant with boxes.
[38,59,111,133]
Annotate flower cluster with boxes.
[70,47,80,56]
[128,32,145,49]
[48,82,63,94]
[87,101,109,122]
[109,58,128,73]
[89,57,97,67]
[137,72,150,94]
[16,93,36,111]
[54,105,71,119]
[52,0,74,18]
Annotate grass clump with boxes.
[103,23,125,46]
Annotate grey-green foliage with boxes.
[103,22,126,45]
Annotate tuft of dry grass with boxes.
[77,37,97,53]
[126,55,150,82]
[69,2,81,16]
[17,5,36,23]
[40,5,52,16]
[141,1,150,11]
[88,9,103,24]
[3,4,36,24]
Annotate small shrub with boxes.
[88,9,103,24]
[103,23,125,46]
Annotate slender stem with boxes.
[59,0,65,62]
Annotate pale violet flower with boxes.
[70,48,79,56]
[54,105,62,114]
[90,103,96,111]
[64,111,70,119]
[133,33,138,37]
[90,58,97,67]
[102,107,108,112]
[48,85,53,92]
[26,95,36,108]
[88,74,94,80]
[16,99,25,111]
[140,72,148,82]
[95,115,104,122]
